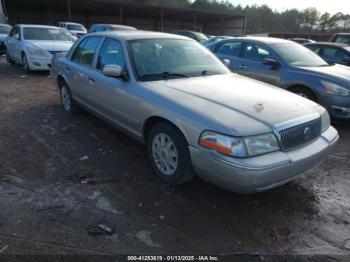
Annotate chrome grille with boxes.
[279,118,321,151]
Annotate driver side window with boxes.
[243,43,271,62]
[96,38,125,71]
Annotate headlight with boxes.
[321,81,350,96]
[199,131,280,158]
[28,47,49,57]
[320,109,331,132]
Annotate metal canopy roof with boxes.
[7,0,245,22]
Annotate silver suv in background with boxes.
[56,22,87,38]
[209,37,350,120]
[88,24,137,33]
[51,31,338,193]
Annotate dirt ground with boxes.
[0,56,350,261]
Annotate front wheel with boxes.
[147,122,195,185]
[59,85,80,115]
[290,87,317,102]
[22,54,31,74]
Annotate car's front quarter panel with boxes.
[282,66,350,119]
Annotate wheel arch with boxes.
[57,74,68,88]
[286,84,319,102]
[142,115,189,144]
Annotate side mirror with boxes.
[102,65,122,78]
[262,58,280,67]
[222,59,230,67]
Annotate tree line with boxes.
[120,0,350,34]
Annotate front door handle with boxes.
[239,65,247,70]
[88,77,96,84]
[66,67,71,72]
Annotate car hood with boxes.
[143,74,320,136]
[25,40,73,52]
[299,64,350,83]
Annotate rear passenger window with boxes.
[71,36,102,66]
[323,47,348,64]
[307,45,321,54]
[97,38,125,70]
[216,42,242,57]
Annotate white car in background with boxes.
[56,22,87,38]
[0,23,11,54]
[5,24,74,73]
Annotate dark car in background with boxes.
[209,37,350,120]
[171,30,208,42]
[201,36,233,47]
[290,38,316,44]
[330,33,350,45]
[0,23,11,54]
[88,24,137,33]
[305,42,350,67]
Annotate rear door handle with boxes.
[239,65,247,70]
[88,77,96,84]
[66,66,71,72]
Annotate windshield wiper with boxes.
[141,72,188,79]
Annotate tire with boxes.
[59,84,81,115]
[22,53,31,74]
[290,86,317,102]
[147,122,195,185]
[6,50,15,65]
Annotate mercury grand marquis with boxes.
[51,31,339,193]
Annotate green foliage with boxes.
[119,0,350,34]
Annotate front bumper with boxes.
[322,95,350,120]
[27,55,53,71]
[190,126,339,194]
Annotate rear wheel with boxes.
[147,122,195,185]
[290,86,317,102]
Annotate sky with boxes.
[231,0,350,14]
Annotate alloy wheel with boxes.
[152,133,179,176]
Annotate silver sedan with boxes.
[51,31,339,193]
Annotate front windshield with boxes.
[334,35,350,45]
[0,25,11,34]
[67,24,85,31]
[23,28,70,41]
[128,39,230,81]
[273,43,329,67]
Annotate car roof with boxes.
[305,42,349,48]
[57,22,83,25]
[89,30,190,41]
[172,30,198,33]
[332,33,350,36]
[17,24,60,29]
[222,36,293,45]
[92,24,136,29]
